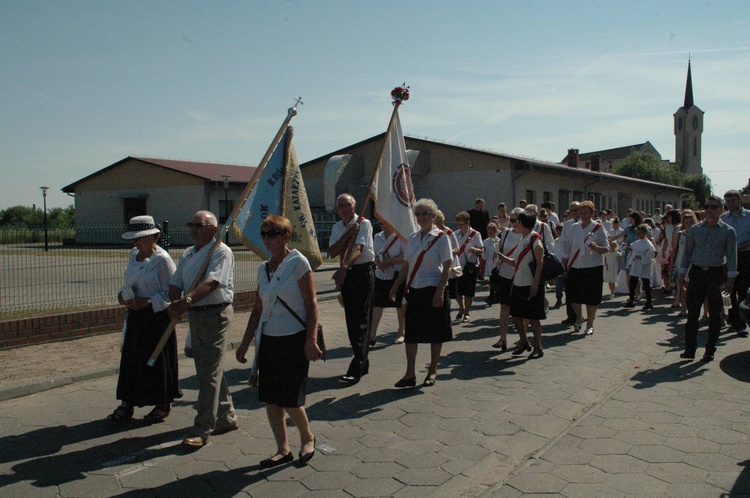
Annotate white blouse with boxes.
[258,250,312,337]
[566,221,608,269]
[374,231,405,280]
[627,238,656,279]
[404,227,453,289]
[122,246,176,312]
[512,232,544,286]
[455,229,483,265]
[482,237,500,277]
[495,230,521,280]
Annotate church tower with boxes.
[674,60,704,176]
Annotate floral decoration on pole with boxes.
[391,83,410,106]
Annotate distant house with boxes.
[299,134,690,223]
[560,142,666,174]
[62,156,255,244]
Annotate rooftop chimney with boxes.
[567,148,579,168]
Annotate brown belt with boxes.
[189,302,230,312]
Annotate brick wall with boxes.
[0,290,257,350]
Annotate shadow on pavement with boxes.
[2,428,187,488]
[720,351,750,383]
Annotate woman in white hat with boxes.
[107,216,181,423]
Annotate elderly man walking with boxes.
[169,210,238,448]
[678,196,737,361]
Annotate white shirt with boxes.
[455,229,483,265]
[495,229,521,280]
[122,246,176,312]
[566,221,608,269]
[548,211,560,227]
[512,232,543,286]
[329,214,375,265]
[534,220,555,254]
[404,227,453,289]
[373,231,405,280]
[482,237,499,277]
[258,250,312,337]
[170,239,234,305]
[628,238,655,279]
[555,218,579,260]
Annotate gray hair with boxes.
[525,204,539,215]
[413,198,438,217]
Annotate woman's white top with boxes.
[534,220,555,254]
[482,237,500,277]
[258,249,312,337]
[567,221,608,269]
[627,238,656,279]
[603,250,621,282]
[373,231,405,280]
[495,230,521,280]
[512,231,543,286]
[455,229,483,265]
[674,230,688,272]
[121,246,175,312]
[404,227,453,289]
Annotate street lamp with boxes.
[40,186,49,251]
[221,175,230,243]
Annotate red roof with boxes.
[63,156,256,192]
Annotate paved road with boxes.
[1,285,749,497]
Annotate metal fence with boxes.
[0,225,339,319]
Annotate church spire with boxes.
[684,59,694,109]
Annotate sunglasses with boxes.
[186,222,211,228]
[703,204,722,210]
[414,211,432,216]
[510,218,518,223]
[260,229,285,239]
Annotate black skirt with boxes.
[497,276,513,305]
[566,266,604,305]
[117,308,181,406]
[509,285,547,320]
[404,286,453,344]
[373,272,404,308]
[258,330,309,408]
[456,263,478,297]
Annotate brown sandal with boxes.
[107,405,134,422]
[144,405,170,424]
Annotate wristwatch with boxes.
[185,296,193,306]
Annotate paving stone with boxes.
[57,473,122,497]
[550,463,607,483]
[395,467,452,486]
[705,470,750,494]
[666,481,727,498]
[578,437,631,455]
[344,477,405,497]
[645,462,708,483]
[628,444,687,463]
[590,454,649,474]
[665,436,720,453]
[350,461,405,478]
[505,472,567,493]
[301,470,358,490]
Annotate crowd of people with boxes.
[106,188,748,467]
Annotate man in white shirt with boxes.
[329,194,375,383]
[555,201,580,324]
[169,210,238,448]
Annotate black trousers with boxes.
[684,266,725,354]
[728,251,750,330]
[341,263,374,377]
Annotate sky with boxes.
[1,0,749,210]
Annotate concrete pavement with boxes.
[1,286,749,497]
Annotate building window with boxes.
[559,190,570,211]
[693,138,697,156]
[219,200,234,225]
[524,190,534,204]
[543,191,552,203]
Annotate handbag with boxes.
[529,230,565,282]
[463,261,478,276]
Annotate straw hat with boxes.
[121,215,161,240]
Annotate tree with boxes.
[0,205,75,228]
[613,152,713,209]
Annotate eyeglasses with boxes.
[414,211,432,217]
[703,204,722,210]
[186,222,211,228]
[260,229,285,239]
[510,218,518,223]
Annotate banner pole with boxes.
[147,99,302,366]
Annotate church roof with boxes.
[684,61,694,109]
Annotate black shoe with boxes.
[702,351,715,362]
[624,300,635,308]
[643,303,653,311]
[394,377,416,388]
[260,452,294,469]
[340,374,360,383]
[511,342,531,356]
[528,348,544,359]
[736,329,749,338]
[561,317,576,325]
[298,436,316,466]
[679,351,695,360]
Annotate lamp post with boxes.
[221,175,230,244]
[40,186,49,251]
